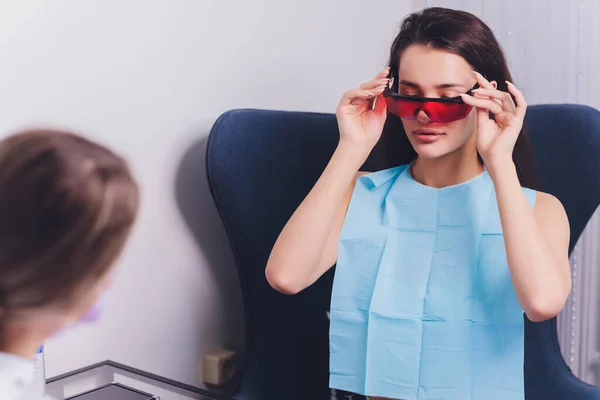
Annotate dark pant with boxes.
[331,389,400,400]
[330,389,367,399]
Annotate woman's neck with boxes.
[411,153,484,189]
[0,321,50,358]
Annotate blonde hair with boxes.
[0,129,139,321]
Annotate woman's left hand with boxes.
[460,71,527,168]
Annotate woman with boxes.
[0,129,139,400]
[266,7,571,400]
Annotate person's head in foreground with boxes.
[0,129,139,359]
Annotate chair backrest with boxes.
[521,104,600,399]
[206,105,600,400]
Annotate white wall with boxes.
[0,0,413,391]
[417,0,600,109]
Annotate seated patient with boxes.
[0,129,140,400]
[266,7,571,400]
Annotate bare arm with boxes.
[265,148,366,294]
[265,67,390,294]
[490,162,571,322]
[462,73,571,322]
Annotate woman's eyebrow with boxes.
[399,80,468,89]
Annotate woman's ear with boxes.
[491,81,498,89]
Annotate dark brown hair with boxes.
[372,7,539,189]
[0,129,139,320]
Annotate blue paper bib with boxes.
[329,164,536,400]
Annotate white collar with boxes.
[0,352,36,400]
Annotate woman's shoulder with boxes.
[532,191,570,257]
[532,190,569,229]
[533,191,565,212]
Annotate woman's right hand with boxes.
[266,70,391,295]
[335,67,390,159]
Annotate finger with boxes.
[339,86,386,106]
[472,88,516,111]
[373,92,387,119]
[360,78,390,91]
[375,66,391,80]
[506,81,528,118]
[474,91,502,108]
[460,93,503,114]
[476,106,490,126]
[473,71,495,90]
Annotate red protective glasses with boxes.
[383,77,478,123]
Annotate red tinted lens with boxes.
[386,98,473,123]
[385,97,420,119]
[422,101,473,123]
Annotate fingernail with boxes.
[375,85,386,91]
[473,71,482,76]
[506,80,514,86]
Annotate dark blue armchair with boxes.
[206,105,600,400]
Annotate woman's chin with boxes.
[412,143,449,159]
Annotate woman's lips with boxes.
[413,129,445,144]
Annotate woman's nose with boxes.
[416,109,432,124]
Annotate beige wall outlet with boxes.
[202,349,236,386]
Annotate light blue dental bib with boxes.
[329,164,536,400]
